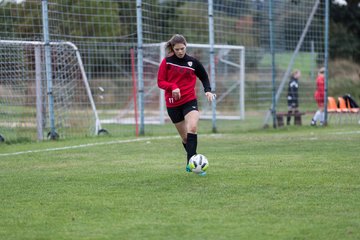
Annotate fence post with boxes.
[208,0,217,133]
[136,0,145,135]
[323,0,330,126]
[269,0,277,129]
[263,0,321,128]
[41,0,57,139]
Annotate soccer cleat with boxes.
[186,164,192,172]
[310,119,316,126]
[198,171,207,176]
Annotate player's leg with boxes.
[293,100,299,125]
[174,120,192,172]
[311,110,320,125]
[294,109,299,125]
[174,110,199,161]
[287,106,293,125]
[167,106,188,162]
[184,110,199,161]
[320,109,325,125]
[186,110,208,176]
[169,100,199,172]
[174,120,187,147]
[312,99,324,126]
[287,98,292,125]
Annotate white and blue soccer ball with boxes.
[189,154,209,174]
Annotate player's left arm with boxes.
[194,60,216,102]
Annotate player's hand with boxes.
[172,88,181,100]
[205,92,216,102]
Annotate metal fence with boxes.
[0,0,327,142]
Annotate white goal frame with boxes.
[0,40,102,140]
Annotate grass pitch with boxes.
[0,124,359,239]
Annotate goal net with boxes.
[112,43,245,125]
[0,40,102,142]
[147,43,245,123]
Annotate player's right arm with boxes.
[157,58,178,91]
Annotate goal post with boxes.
[142,42,245,124]
[0,40,104,142]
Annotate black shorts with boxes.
[167,99,198,123]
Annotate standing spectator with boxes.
[311,67,325,126]
[157,34,216,174]
[286,69,301,125]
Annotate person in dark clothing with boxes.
[287,69,301,125]
[342,94,359,108]
[157,34,216,175]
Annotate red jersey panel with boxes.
[157,53,211,107]
[314,74,325,107]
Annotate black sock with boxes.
[287,110,292,125]
[186,133,197,163]
[182,142,187,152]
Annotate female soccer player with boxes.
[157,34,216,173]
[311,67,325,126]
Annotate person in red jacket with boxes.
[311,67,325,126]
[157,34,216,174]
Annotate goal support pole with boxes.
[42,0,57,139]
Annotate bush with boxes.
[328,59,360,102]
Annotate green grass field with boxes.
[259,52,316,77]
[1,123,359,239]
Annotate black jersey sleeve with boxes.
[194,58,212,92]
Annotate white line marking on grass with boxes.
[329,131,360,135]
[0,135,180,157]
[5,131,357,157]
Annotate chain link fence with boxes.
[0,0,326,142]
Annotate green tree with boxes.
[330,0,360,62]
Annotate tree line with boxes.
[0,0,359,64]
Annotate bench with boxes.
[276,112,305,127]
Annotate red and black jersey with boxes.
[157,53,211,107]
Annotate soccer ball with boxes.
[189,154,209,174]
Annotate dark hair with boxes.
[165,34,187,54]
